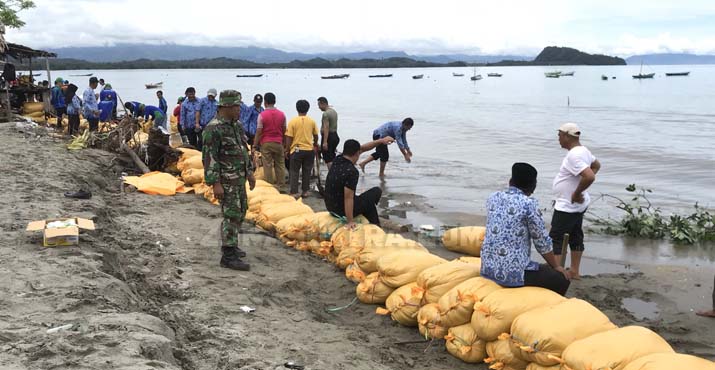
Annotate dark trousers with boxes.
[370,133,389,162]
[55,106,66,130]
[186,127,203,150]
[289,150,314,194]
[87,118,99,132]
[354,187,382,226]
[68,114,80,136]
[550,210,585,254]
[524,264,570,296]
[321,131,340,163]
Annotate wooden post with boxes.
[559,234,570,267]
[45,57,51,83]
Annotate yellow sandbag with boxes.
[414,260,482,305]
[456,256,482,266]
[247,185,280,200]
[123,171,186,196]
[181,168,204,186]
[485,337,529,370]
[622,353,715,370]
[203,185,219,205]
[509,298,617,366]
[377,282,421,327]
[275,212,317,241]
[560,326,674,370]
[178,148,201,157]
[520,360,560,370]
[442,226,486,256]
[336,245,361,270]
[245,211,258,223]
[309,240,333,258]
[193,183,210,195]
[377,251,447,288]
[177,155,203,172]
[418,303,448,339]
[355,236,427,273]
[256,199,314,232]
[438,277,502,328]
[252,179,273,188]
[312,212,369,241]
[445,324,488,364]
[345,262,366,283]
[254,166,265,180]
[356,272,394,304]
[294,240,314,252]
[472,287,566,342]
[330,224,385,254]
[128,131,149,149]
[23,101,44,114]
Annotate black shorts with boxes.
[549,210,585,254]
[370,133,389,162]
[321,131,340,163]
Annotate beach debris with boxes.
[26,217,96,247]
[67,129,90,150]
[284,362,305,370]
[419,224,434,231]
[46,323,76,334]
[239,305,255,313]
[64,190,92,199]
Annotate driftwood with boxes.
[146,128,181,171]
[121,141,150,174]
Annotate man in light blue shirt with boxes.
[82,77,100,131]
[359,118,413,177]
[198,88,218,128]
[480,163,571,295]
[240,93,264,145]
[180,87,203,149]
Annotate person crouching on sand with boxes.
[359,118,413,177]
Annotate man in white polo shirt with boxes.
[550,123,601,279]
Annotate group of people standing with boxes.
[50,76,119,135]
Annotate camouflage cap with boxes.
[218,90,242,106]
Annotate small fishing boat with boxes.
[545,71,561,78]
[369,74,393,78]
[601,75,608,80]
[236,74,263,78]
[32,73,42,77]
[470,74,483,81]
[665,72,690,76]
[321,74,350,79]
[70,73,93,77]
[412,74,424,79]
[452,73,465,77]
[561,71,575,76]
[145,82,163,89]
[632,73,655,79]
[487,73,502,77]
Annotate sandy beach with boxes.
[1,121,714,370]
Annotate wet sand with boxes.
[1,121,714,369]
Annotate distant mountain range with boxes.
[47,44,531,64]
[626,53,715,65]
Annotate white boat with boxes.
[561,71,575,76]
[545,71,561,78]
[453,72,465,77]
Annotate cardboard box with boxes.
[26,217,95,247]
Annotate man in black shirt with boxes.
[325,137,394,228]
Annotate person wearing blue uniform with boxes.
[50,77,66,131]
[157,90,168,114]
[124,101,167,131]
[359,118,414,177]
[83,77,101,131]
[99,83,118,119]
[240,93,264,145]
[180,87,203,149]
[124,101,145,117]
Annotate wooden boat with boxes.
[561,71,575,76]
[633,73,655,79]
[601,75,608,80]
[369,74,393,78]
[452,73,465,77]
[487,73,502,77]
[470,75,483,81]
[412,74,424,79]
[665,72,690,76]
[32,73,41,77]
[236,74,263,78]
[145,82,163,89]
[545,71,561,78]
[321,74,349,79]
[70,73,93,77]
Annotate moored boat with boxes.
[369,74,393,78]
[236,74,263,78]
[470,74,482,81]
[487,73,502,77]
[561,71,575,76]
[412,74,424,79]
[145,82,163,89]
[452,73,465,77]
[632,73,655,79]
[545,71,561,78]
[601,75,608,80]
[665,72,690,76]
[321,74,350,79]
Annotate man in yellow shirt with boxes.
[285,99,319,198]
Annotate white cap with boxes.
[558,122,581,137]
[207,88,218,97]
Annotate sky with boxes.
[7,0,715,56]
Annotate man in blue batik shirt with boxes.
[480,162,571,296]
[240,93,264,146]
[83,77,101,131]
[180,87,203,149]
[359,118,414,177]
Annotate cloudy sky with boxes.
[7,0,715,56]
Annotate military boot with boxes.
[220,246,250,271]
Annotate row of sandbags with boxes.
[172,149,713,370]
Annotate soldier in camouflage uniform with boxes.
[202,90,256,271]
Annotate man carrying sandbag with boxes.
[324,137,394,228]
[203,90,256,271]
[480,163,571,295]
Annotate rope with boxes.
[325,297,358,313]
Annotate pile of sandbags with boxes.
[356,272,394,304]
[376,282,421,326]
[413,259,482,305]
[445,324,487,363]
[621,353,715,370]
[377,251,446,288]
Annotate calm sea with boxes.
[43,66,715,221]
